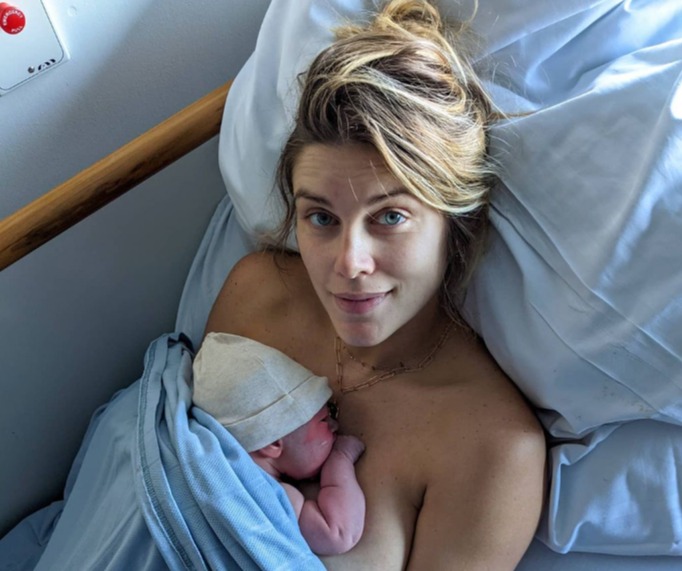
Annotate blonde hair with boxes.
[275,0,498,318]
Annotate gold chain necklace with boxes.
[330,320,454,419]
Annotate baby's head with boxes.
[267,404,338,480]
[192,333,335,477]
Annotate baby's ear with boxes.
[256,439,283,459]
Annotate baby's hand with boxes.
[332,434,365,463]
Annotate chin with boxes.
[300,465,324,481]
[337,321,395,348]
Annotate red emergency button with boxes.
[0,3,26,34]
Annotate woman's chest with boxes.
[322,385,470,569]
[321,423,426,570]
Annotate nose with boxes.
[333,226,375,279]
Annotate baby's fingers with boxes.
[333,435,366,462]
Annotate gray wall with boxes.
[0,0,270,536]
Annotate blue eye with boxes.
[309,212,335,227]
[377,211,406,226]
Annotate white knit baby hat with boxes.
[192,332,332,451]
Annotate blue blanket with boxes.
[2,333,324,571]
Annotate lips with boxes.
[333,292,388,314]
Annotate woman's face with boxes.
[293,143,448,348]
[280,406,338,480]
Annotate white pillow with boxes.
[215,0,682,555]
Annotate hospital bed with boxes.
[1,0,680,569]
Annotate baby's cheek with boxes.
[305,424,328,444]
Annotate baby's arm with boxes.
[298,435,366,555]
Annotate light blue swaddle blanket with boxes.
[28,333,324,571]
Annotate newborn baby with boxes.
[192,332,365,555]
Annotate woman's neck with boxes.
[340,297,450,372]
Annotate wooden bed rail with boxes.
[0,80,232,272]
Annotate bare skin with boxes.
[205,144,546,570]
[251,408,366,555]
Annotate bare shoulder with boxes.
[280,481,304,519]
[204,250,313,339]
[445,328,543,442]
[428,327,547,519]
[407,332,546,569]
[220,249,306,294]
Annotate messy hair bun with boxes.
[276,0,498,317]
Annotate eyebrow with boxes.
[293,187,410,206]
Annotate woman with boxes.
[205,0,546,568]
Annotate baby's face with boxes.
[280,405,338,480]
